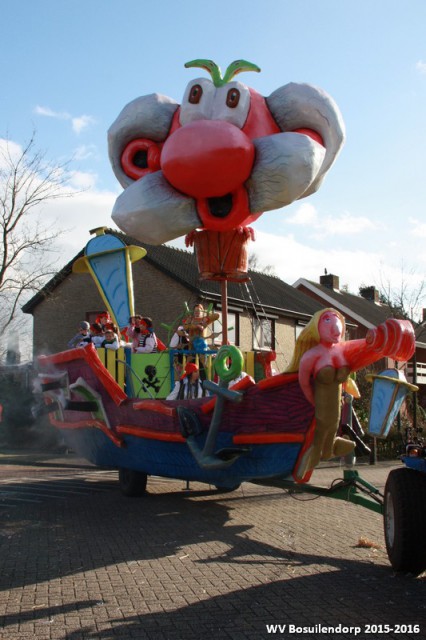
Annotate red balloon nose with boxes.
[160,120,255,199]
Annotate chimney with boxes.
[359,286,380,303]
[423,308,426,323]
[320,273,340,290]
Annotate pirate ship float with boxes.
[37,60,415,507]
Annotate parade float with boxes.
[36,60,424,574]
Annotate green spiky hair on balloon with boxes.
[184,59,261,87]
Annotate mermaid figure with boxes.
[286,308,415,476]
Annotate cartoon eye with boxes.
[120,139,161,181]
[226,88,240,108]
[188,84,203,104]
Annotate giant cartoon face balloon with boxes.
[108,59,345,245]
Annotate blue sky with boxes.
[1,1,426,318]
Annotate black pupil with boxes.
[133,149,148,169]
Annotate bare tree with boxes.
[368,262,425,322]
[0,134,73,357]
[248,252,276,275]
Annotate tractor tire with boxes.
[118,468,148,497]
[384,467,426,575]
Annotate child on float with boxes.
[126,314,144,350]
[68,321,93,348]
[169,325,190,350]
[95,311,113,330]
[169,324,190,379]
[133,317,158,353]
[101,327,120,351]
[90,322,105,348]
[166,362,206,400]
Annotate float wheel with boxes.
[118,468,148,497]
[214,484,241,493]
[384,468,426,574]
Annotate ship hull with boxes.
[37,345,316,485]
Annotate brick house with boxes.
[22,229,323,373]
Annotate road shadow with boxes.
[0,474,424,638]
[61,572,425,640]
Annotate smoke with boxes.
[0,363,61,451]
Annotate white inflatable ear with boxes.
[111,172,200,245]
[108,93,179,188]
[266,82,345,198]
[246,133,326,213]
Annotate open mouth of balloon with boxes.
[206,194,234,218]
[196,186,253,231]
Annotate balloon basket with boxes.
[189,228,252,282]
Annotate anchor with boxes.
[178,346,250,469]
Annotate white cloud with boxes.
[416,60,426,74]
[73,144,98,160]
[34,105,96,134]
[34,105,70,120]
[42,185,118,262]
[287,202,318,225]
[313,212,376,239]
[252,230,383,292]
[409,216,426,237]
[0,137,22,166]
[68,170,98,190]
[72,115,96,135]
[286,203,376,239]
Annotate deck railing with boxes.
[95,347,257,398]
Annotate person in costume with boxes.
[101,328,120,351]
[166,362,206,400]
[133,317,158,353]
[68,321,93,348]
[90,322,105,348]
[127,314,144,351]
[96,311,114,332]
[169,325,190,350]
[169,324,190,379]
[183,303,219,349]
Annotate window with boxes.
[253,317,274,350]
[210,311,238,346]
[295,322,306,340]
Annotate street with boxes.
[0,452,424,639]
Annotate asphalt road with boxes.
[0,451,424,640]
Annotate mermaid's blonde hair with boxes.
[285,308,346,373]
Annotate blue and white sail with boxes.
[73,227,145,328]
